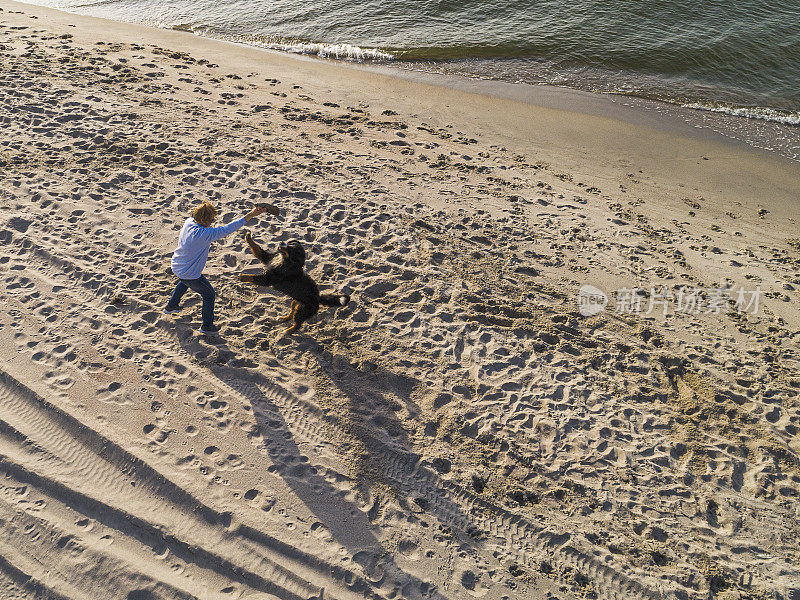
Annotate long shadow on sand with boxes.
[175,327,467,600]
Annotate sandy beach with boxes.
[1,2,799,599]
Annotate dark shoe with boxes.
[200,324,220,334]
[163,306,180,314]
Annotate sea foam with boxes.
[682,102,800,127]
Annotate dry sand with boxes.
[1,2,799,599]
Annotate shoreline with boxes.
[13,0,800,143]
[185,40,800,164]
[7,0,800,164]
[137,23,798,158]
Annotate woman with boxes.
[165,201,268,333]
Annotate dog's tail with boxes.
[319,293,350,308]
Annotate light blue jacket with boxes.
[171,217,245,280]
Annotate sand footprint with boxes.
[459,569,489,597]
[397,538,421,560]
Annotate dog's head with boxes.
[278,240,305,269]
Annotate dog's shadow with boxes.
[298,338,423,437]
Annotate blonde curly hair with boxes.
[192,201,217,225]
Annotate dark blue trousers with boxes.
[166,275,215,328]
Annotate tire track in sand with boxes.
[0,367,386,600]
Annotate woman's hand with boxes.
[244,206,266,221]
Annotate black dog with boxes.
[239,232,350,335]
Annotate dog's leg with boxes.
[244,232,276,265]
[283,302,317,336]
[277,300,297,322]
[238,273,258,283]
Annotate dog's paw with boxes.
[281,325,298,337]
